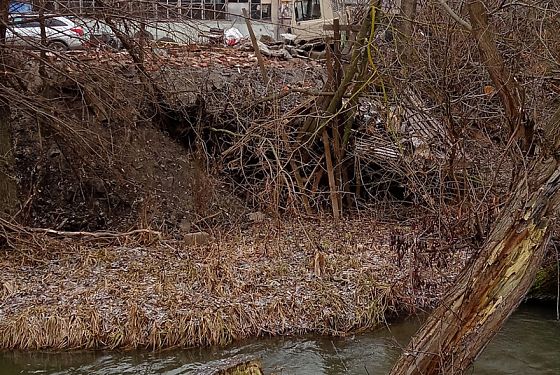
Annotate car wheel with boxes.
[107,37,122,50]
[48,40,68,52]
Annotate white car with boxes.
[7,15,86,51]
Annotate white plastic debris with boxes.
[224,27,244,46]
[280,33,297,42]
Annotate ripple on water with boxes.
[0,304,558,375]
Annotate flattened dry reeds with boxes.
[0,216,469,350]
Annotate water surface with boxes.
[1,304,558,374]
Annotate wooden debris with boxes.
[183,231,212,245]
[198,355,263,375]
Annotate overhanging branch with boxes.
[436,0,472,30]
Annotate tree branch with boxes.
[467,0,533,150]
[436,0,472,31]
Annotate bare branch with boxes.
[436,0,473,30]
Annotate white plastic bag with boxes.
[224,27,244,46]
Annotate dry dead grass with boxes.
[0,216,469,350]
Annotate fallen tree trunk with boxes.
[389,104,560,374]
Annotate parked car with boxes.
[6,14,86,51]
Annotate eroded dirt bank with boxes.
[10,46,325,232]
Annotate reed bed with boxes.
[0,216,468,350]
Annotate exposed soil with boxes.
[9,47,325,232]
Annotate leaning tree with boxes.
[390,0,560,373]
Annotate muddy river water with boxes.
[1,304,558,374]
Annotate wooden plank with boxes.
[242,8,269,85]
[322,128,340,220]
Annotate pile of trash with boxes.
[224,26,329,60]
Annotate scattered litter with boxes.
[240,40,293,60]
[280,33,298,43]
[225,27,244,46]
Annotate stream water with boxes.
[1,304,558,374]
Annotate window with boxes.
[250,0,260,19]
[261,3,271,20]
[61,1,81,12]
[249,0,271,20]
[81,0,97,11]
[10,16,68,28]
[45,18,68,27]
[181,0,224,20]
[204,0,216,20]
[279,2,292,19]
[294,0,321,21]
[43,0,96,14]
[157,0,179,19]
[12,18,40,28]
[42,1,56,12]
[181,0,201,19]
[34,0,227,21]
[215,0,226,19]
[129,1,154,18]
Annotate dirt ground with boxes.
[9,46,325,233]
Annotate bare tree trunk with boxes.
[0,105,15,216]
[467,0,533,150]
[390,108,560,375]
[0,0,16,216]
[399,0,418,63]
